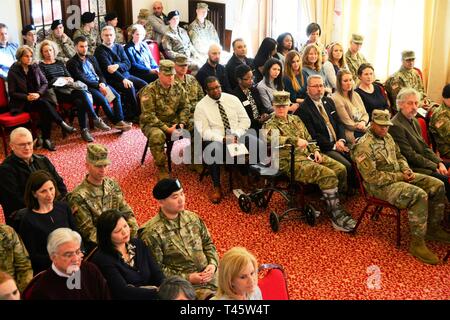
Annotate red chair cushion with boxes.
[417,117,430,146]
[0,112,31,127]
[0,78,8,107]
[148,42,160,65]
[258,268,289,300]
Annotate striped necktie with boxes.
[217,101,231,133]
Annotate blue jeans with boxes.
[89,86,124,123]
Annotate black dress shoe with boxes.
[60,121,77,134]
[43,139,56,151]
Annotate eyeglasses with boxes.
[308,84,325,89]
[13,142,33,149]
[59,249,85,259]
[207,85,221,91]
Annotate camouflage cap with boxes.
[138,9,151,20]
[273,91,291,106]
[86,143,111,166]
[351,33,364,44]
[174,54,189,66]
[153,178,182,200]
[372,109,393,126]
[159,59,176,75]
[197,2,209,10]
[401,50,415,60]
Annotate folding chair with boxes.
[258,263,289,300]
[141,138,175,172]
[352,164,405,248]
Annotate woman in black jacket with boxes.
[92,210,165,300]
[7,45,75,150]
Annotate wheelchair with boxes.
[237,143,320,232]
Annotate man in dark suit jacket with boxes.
[232,64,270,131]
[196,44,231,94]
[295,74,355,190]
[226,38,254,90]
[389,88,450,200]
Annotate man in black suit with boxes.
[226,38,254,90]
[295,74,355,191]
[232,64,270,131]
[196,43,231,94]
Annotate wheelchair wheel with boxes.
[238,194,252,213]
[304,204,316,226]
[269,211,280,232]
[255,192,268,209]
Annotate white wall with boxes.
[0,0,23,44]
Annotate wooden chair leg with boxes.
[141,139,149,165]
[352,203,370,234]
[166,140,174,173]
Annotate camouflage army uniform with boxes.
[127,22,154,42]
[73,27,100,56]
[263,114,347,192]
[138,209,218,300]
[114,27,126,45]
[344,50,368,81]
[68,176,139,249]
[175,74,204,122]
[188,19,220,60]
[47,32,76,63]
[429,103,450,158]
[351,129,446,238]
[385,67,429,110]
[139,80,190,167]
[0,224,33,292]
[162,26,200,61]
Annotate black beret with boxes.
[104,12,118,22]
[153,178,182,200]
[167,10,180,21]
[22,24,36,36]
[51,19,63,30]
[443,83,450,99]
[81,12,96,24]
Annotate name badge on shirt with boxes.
[243,100,250,106]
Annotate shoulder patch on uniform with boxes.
[356,154,367,163]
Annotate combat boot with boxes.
[409,236,439,265]
[322,188,356,232]
[157,166,169,181]
[425,224,450,244]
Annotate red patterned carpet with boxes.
[1,126,449,300]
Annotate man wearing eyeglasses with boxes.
[0,127,67,229]
[27,228,111,300]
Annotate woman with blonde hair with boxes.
[283,50,307,110]
[332,69,368,144]
[212,247,262,300]
[327,42,347,75]
[302,44,333,94]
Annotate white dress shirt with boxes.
[194,93,251,142]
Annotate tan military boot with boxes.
[157,166,169,181]
[409,236,439,265]
[425,224,450,244]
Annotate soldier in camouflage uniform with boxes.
[429,84,450,158]
[73,12,100,56]
[127,9,154,42]
[68,144,139,253]
[351,109,450,265]
[0,224,33,292]
[188,3,220,63]
[47,19,76,63]
[385,50,433,110]
[263,91,356,232]
[139,60,190,180]
[21,24,39,61]
[162,10,202,70]
[344,34,368,82]
[138,178,218,300]
[104,12,126,45]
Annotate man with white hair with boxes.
[27,228,110,300]
[0,128,67,228]
[196,44,231,93]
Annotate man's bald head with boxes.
[208,43,221,65]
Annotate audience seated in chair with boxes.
[148,1,168,45]
[429,83,450,160]
[283,50,307,111]
[0,23,19,79]
[138,178,219,300]
[46,19,76,64]
[158,275,196,300]
[67,144,139,253]
[389,88,450,202]
[91,209,165,300]
[103,12,126,45]
[139,59,190,180]
[73,12,100,56]
[127,9,154,43]
[0,128,67,228]
[225,38,254,90]
[0,271,21,300]
[196,44,232,94]
[275,32,296,64]
[344,33,368,82]
[351,109,450,265]
[0,224,33,293]
[26,228,111,300]
[253,37,277,84]
[211,246,262,300]
[18,170,78,274]
[256,58,283,113]
[263,90,356,232]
